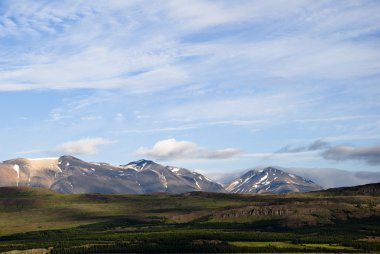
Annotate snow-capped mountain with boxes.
[226,167,322,194]
[0,156,224,194]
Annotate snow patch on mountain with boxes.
[28,157,59,161]
[13,164,20,187]
[170,167,181,173]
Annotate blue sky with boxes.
[1,0,380,176]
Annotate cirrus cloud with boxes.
[136,138,241,160]
[55,137,115,155]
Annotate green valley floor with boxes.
[0,185,379,253]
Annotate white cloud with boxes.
[81,115,103,121]
[136,138,241,160]
[113,113,124,122]
[49,109,71,122]
[55,137,114,155]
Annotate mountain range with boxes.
[0,155,372,195]
[0,156,225,194]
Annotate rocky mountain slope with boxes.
[226,167,322,194]
[0,156,224,194]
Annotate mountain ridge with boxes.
[0,156,329,194]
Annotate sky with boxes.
[0,0,380,176]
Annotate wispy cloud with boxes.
[117,120,266,134]
[1,1,379,92]
[276,140,331,153]
[296,115,380,123]
[81,115,103,121]
[14,149,45,156]
[136,138,241,160]
[163,94,305,122]
[113,113,124,122]
[120,126,197,134]
[241,151,320,162]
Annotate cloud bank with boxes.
[56,138,114,155]
[322,144,380,165]
[275,140,380,166]
[285,168,380,189]
[136,138,241,160]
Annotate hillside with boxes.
[0,185,379,253]
[318,182,380,195]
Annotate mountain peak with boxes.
[226,167,322,194]
[123,159,158,171]
[135,159,154,164]
[252,166,283,173]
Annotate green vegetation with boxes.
[303,243,357,251]
[230,241,357,251]
[0,187,379,253]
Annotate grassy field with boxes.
[230,241,357,251]
[0,187,379,253]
